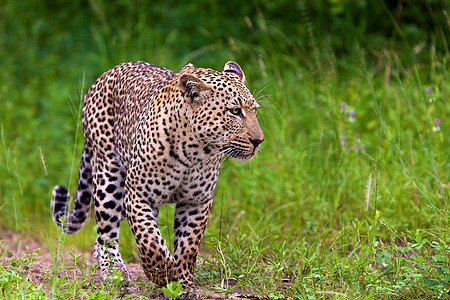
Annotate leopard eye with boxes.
[227,107,243,117]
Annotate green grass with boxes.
[0,1,449,299]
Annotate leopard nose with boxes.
[249,138,264,149]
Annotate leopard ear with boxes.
[179,74,211,104]
[178,62,197,73]
[223,61,246,83]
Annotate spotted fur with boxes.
[51,61,264,292]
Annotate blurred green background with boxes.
[0,0,448,254]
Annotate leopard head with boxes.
[179,61,264,161]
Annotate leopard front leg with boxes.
[125,189,175,287]
[172,200,213,289]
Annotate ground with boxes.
[0,232,261,299]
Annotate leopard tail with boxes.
[51,143,93,234]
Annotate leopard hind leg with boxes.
[92,152,131,280]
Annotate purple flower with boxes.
[341,102,347,111]
[426,87,431,93]
[355,132,360,139]
[433,118,441,132]
[348,109,355,122]
[353,144,358,150]
[117,263,125,269]
[340,136,345,141]
[361,144,366,150]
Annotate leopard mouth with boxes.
[221,143,257,161]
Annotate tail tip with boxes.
[51,185,70,227]
[52,185,69,198]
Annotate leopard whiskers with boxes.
[253,84,272,99]
[255,94,271,105]
[223,151,234,163]
[204,147,230,165]
[202,137,230,149]
[254,84,273,106]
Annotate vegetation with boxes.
[0,0,448,298]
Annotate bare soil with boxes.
[0,231,258,299]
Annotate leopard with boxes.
[51,60,264,295]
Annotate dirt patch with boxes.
[0,231,257,299]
